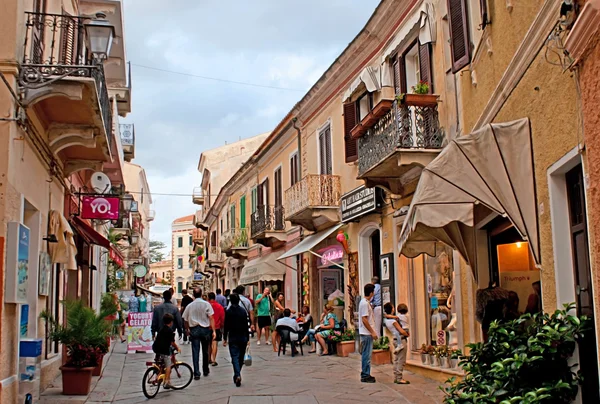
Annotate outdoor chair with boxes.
[276,325,304,357]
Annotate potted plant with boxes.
[436,345,450,368]
[426,344,436,366]
[41,300,112,395]
[335,329,356,357]
[372,336,391,365]
[395,81,438,107]
[449,348,462,369]
[420,343,429,364]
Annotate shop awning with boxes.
[277,224,344,269]
[398,118,540,279]
[239,250,286,285]
[342,66,382,102]
[71,216,125,265]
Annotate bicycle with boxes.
[142,351,193,399]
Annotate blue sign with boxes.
[17,225,30,302]
[20,304,29,337]
[193,272,203,281]
[430,296,438,310]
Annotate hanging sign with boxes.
[6,223,30,303]
[193,272,203,281]
[110,248,124,268]
[340,186,383,222]
[318,245,344,266]
[81,196,120,220]
[126,312,153,353]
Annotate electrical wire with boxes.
[130,63,304,92]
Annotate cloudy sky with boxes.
[121,0,380,252]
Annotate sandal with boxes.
[308,350,316,353]
[394,379,410,385]
[318,351,328,356]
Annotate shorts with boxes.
[155,353,172,368]
[257,316,272,329]
[214,329,223,342]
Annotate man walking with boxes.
[183,288,216,380]
[359,283,378,383]
[208,292,225,366]
[255,287,273,345]
[216,288,227,308]
[223,293,249,387]
[151,290,183,340]
[371,276,382,337]
[180,289,193,344]
[229,285,255,335]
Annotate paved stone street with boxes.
[41,338,445,403]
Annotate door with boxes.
[319,126,332,175]
[566,165,600,402]
[320,268,343,311]
[274,168,284,229]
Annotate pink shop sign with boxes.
[318,246,344,266]
[81,196,120,220]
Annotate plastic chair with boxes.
[276,325,303,357]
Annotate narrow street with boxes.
[41,340,445,404]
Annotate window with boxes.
[290,152,299,186]
[447,0,471,73]
[177,257,183,269]
[220,218,224,234]
[230,203,236,229]
[258,179,269,207]
[189,259,193,269]
[178,237,183,248]
[274,167,282,207]
[189,235,193,246]
[343,104,358,162]
[393,40,433,96]
[318,125,333,175]
[251,187,257,213]
[357,93,373,122]
[177,282,183,294]
[240,195,247,228]
[162,271,165,278]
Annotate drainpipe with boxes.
[292,117,302,176]
[292,116,304,310]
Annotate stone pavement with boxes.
[41,338,445,403]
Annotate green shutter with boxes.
[251,188,257,213]
[230,204,236,228]
[240,195,247,228]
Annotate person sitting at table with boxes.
[301,304,338,355]
[300,305,326,352]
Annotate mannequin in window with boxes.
[476,281,510,342]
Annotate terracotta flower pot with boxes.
[402,93,439,107]
[92,355,104,376]
[60,366,94,395]
[371,349,391,365]
[336,341,355,357]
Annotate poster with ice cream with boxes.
[127,312,153,353]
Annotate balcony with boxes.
[120,123,135,162]
[285,175,341,231]
[357,96,444,194]
[207,246,225,268]
[192,187,205,206]
[251,205,286,248]
[112,214,131,238]
[191,228,205,244]
[220,228,249,258]
[194,210,208,230]
[19,12,114,174]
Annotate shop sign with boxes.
[5,222,30,304]
[318,245,344,266]
[340,185,382,222]
[126,312,153,353]
[81,196,120,220]
[193,272,203,281]
[110,248,124,268]
[38,252,51,296]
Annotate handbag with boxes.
[244,344,253,366]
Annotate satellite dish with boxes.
[90,172,112,194]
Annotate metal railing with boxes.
[285,175,341,218]
[220,228,249,252]
[20,12,113,147]
[251,205,285,239]
[358,99,443,177]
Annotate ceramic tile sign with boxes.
[6,222,30,304]
[126,312,153,354]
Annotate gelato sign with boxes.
[340,186,381,222]
[318,246,344,266]
[127,312,153,353]
[81,196,120,220]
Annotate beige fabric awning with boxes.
[342,66,382,102]
[239,250,285,285]
[398,118,540,278]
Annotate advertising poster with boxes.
[126,312,153,353]
[17,224,30,302]
[38,252,51,296]
[20,304,29,337]
[500,270,541,313]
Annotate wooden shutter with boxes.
[240,196,246,228]
[257,183,264,207]
[343,103,358,163]
[230,204,236,228]
[419,42,433,93]
[325,126,332,175]
[251,188,257,213]
[290,153,299,186]
[447,0,471,73]
[480,0,489,29]
[275,168,282,206]
[60,14,76,65]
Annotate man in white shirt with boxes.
[276,309,301,354]
[183,288,215,380]
[358,283,378,383]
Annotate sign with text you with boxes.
[81,196,120,220]
[340,185,381,222]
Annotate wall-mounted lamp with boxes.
[43,234,58,243]
[84,13,115,62]
[121,193,134,212]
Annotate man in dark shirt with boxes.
[152,290,183,339]
[223,293,250,387]
[180,289,194,345]
[152,313,180,389]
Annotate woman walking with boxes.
[223,293,250,387]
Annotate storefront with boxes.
[239,249,286,300]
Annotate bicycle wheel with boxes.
[142,366,162,399]
[169,362,193,390]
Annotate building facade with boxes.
[171,214,196,301]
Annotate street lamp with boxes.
[121,193,134,213]
[84,13,115,62]
[131,233,139,245]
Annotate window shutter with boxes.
[418,42,433,93]
[343,103,358,163]
[319,131,326,174]
[447,0,471,73]
[264,178,269,206]
[480,0,489,29]
[325,126,333,175]
[275,168,282,206]
[240,196,246,228]
[257,184,263,208]
[60,15,76,65]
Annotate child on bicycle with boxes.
[152,313,180,389]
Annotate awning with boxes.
[381,2,436,62]
[342,66,382,102]
[239,250,286,285]
[71,216,125,266]
[279,223,343,261]
[398,118,540,279]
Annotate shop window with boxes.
[46,264,64,357]
[425,246,455,347]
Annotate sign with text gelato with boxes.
[318,245,344,266]
[81,196,120,220]
[127,312,153,353]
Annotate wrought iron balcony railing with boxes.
[285,175,341,219]
[357,99,443,177]
[251,205,285,239]
[20,12,112,146]
[220,228,249,252]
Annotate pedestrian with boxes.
[151,290,183,340]
[371,276,382,337]
[180,289,194,344]
[224,289,231,305]
[223,293,249,387]
[183,288,216,380]
[383,303,409,384]
[152,313,180,390]
[255,287,273,345]
[216,288,227,308]
[208,292,225,366]
[228,285,255,336]
[169,287,178,307]
[525,281,542,315]
[359,283,378,383]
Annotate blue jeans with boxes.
[228,337,248,380]
[360,335,373,379]
[190,326,212,377]
[305,329,317,343]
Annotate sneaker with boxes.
[203,372,210,377]
[194,375,201,380]
[265,341,271,345]
[211,362,218,366]
[257,341,261,345]
[163,384,172,389]
[394,345,404,354]
[361,376,376,383]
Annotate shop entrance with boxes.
[370,230,381,279]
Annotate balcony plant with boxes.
[372,336,391,365]
[333,329,356,357]
[442,303,588,404]
[41,300,112,395]
[395,81,438,108]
